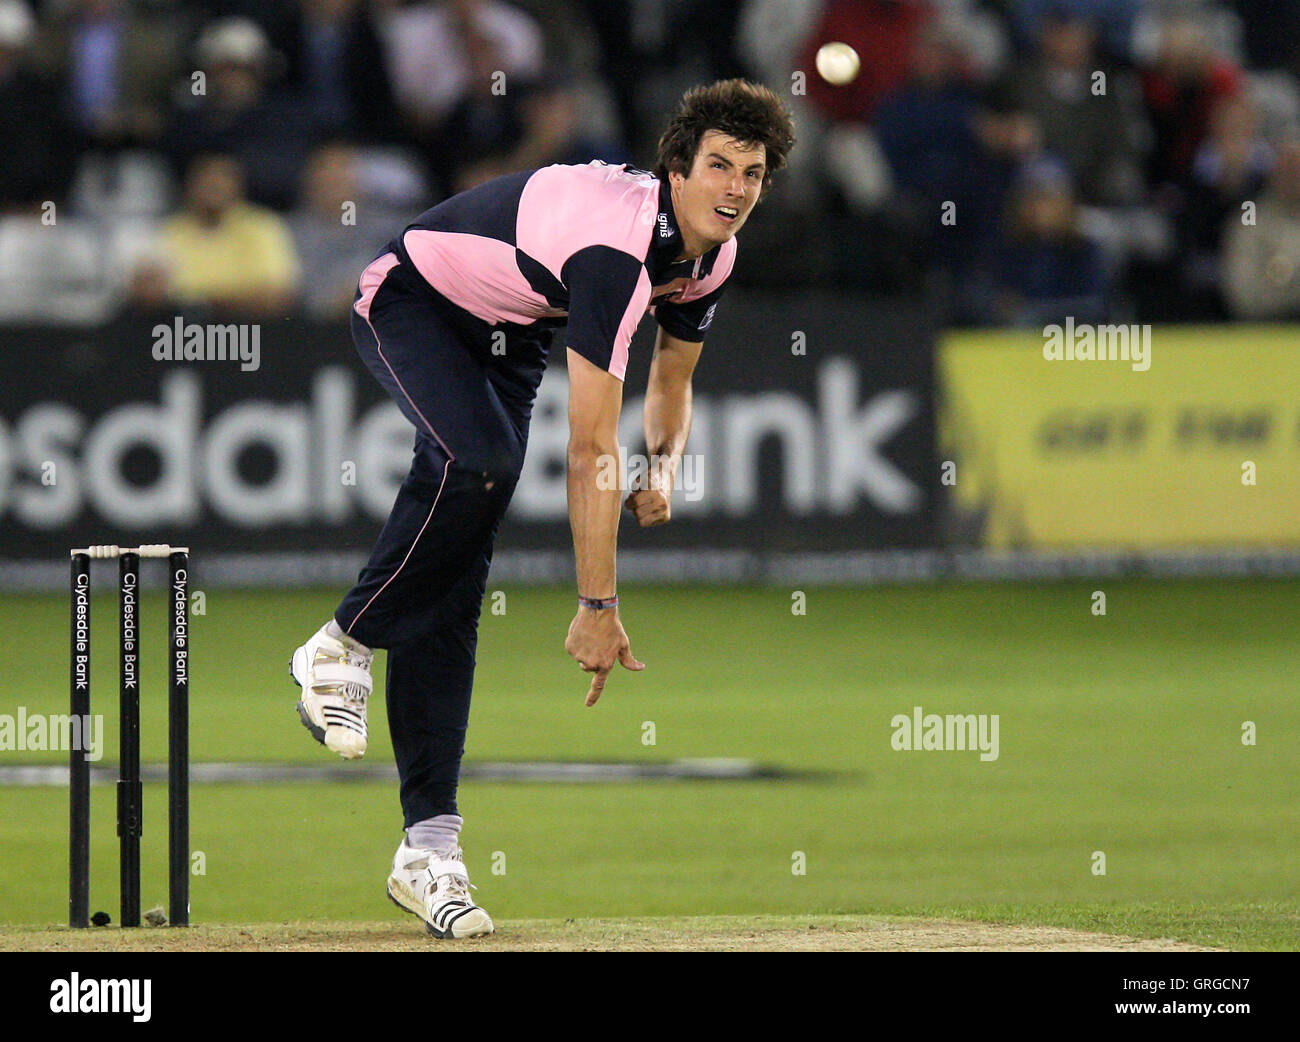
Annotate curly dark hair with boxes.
[654,79,796,196]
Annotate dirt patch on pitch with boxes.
[0,915,1220,952]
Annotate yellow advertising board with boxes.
[939,325,1300,548]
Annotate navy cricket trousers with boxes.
[336,253,532,826]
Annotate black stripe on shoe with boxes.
[433,902,469,930]
[443,906,479,931]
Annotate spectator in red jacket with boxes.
[1139,14,1243,192]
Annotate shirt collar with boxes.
[650,178,720,282]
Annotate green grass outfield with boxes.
[2,580,1297,950]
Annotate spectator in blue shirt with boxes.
[988,157,1111,326]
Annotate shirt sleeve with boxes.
[653,281,726,343]
[561,244,651,380]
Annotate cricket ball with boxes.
[816,42,861,86]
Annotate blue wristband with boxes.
[578,595,619,610]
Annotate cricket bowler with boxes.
[288,80,795,937]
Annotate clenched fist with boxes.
[624,488,671,526]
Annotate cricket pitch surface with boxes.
[2,915,1221,952]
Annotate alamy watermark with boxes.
[595,449,705,501]
[152,317,260,372]
[50,974,151,1021]
[891,705,1000,762]
[1043,318,1151,372]
[0,709,103,759]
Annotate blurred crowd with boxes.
[2,0,1300,327]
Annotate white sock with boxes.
[325,619,345,640]
[407,815,464,854]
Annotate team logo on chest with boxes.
[650,277,690,306]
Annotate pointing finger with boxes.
[585,670,608,707]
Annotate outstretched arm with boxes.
[564,348,644,705]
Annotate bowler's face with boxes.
[670,130,767,256]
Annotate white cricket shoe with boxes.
[386,839,495,939]
[288,622,373,759]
